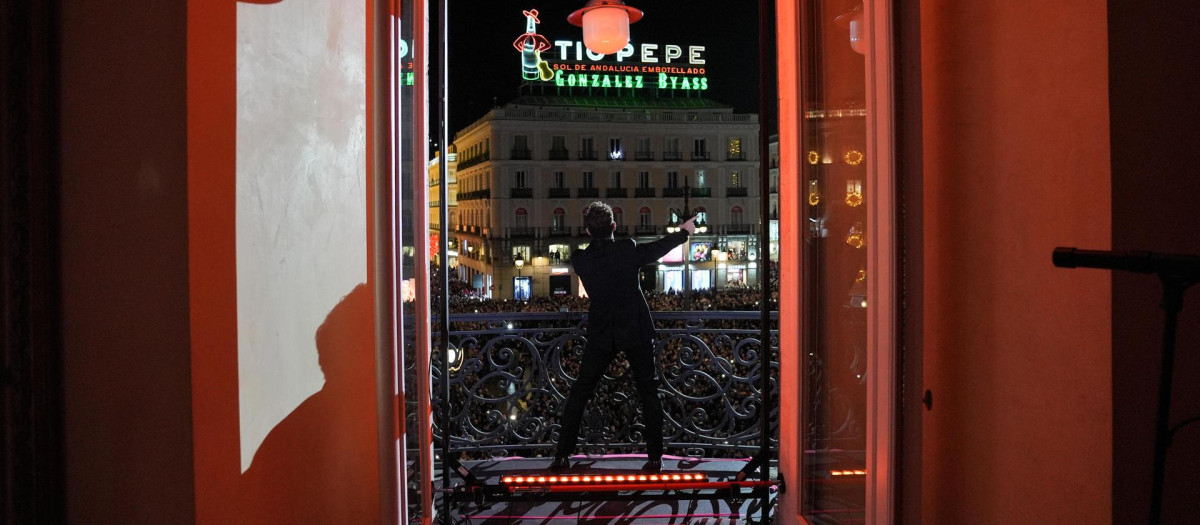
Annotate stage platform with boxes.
[442,455,778,524]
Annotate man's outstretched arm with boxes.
[634,217,696,265]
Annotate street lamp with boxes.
[514,254,525,276]
[568,0,643,56]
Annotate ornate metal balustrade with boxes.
[408,311,781,459]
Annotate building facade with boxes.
[440,96,763,299]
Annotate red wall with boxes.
[920,1,1112,523]
[59,0,195,521]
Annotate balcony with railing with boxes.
[419,311,780,458]
[578,150,598,161]
[510,188,533,199]
[722,223,757,235]
[604,187,627,198]
[635,187,657,198]
[614,225,629,236]
[577,187,599,198]
[691,151,711,161]
[727,187,749,197]
[458,189,491,201]
[507,227,539,238]
[548,226,572,237]
[548,149,570,160]
[634,151,655,161]
[690,187,712,198]
[510,148,531,160]
[663,187,687,198]
[548,188,571,199]
[728,153,746,161]
[635,225,659,236]
[662,151,683,161]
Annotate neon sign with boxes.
[515,8,709,93]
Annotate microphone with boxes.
[1053,247,1200,280]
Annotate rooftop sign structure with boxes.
[515,8,709,94]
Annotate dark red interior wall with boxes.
[58,0,194,521]
[1109,4,1200,524]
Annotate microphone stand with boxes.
[1053,247,1200,524]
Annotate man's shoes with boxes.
[549,455,572,472]
[641,457,663,472]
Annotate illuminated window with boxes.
[728,138,743,159]
[609,138,623,160]
[731,170,741,188]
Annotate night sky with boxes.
[443,1,773,132]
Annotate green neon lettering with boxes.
[700,77,709,90]
[658,72,667,89]
[405,72,415,86]
[591,74,600,86]
[555,70,565,87]
[567,73,577,87]
[601,75,612,88]
[636,76,644,88]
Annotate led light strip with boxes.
[502,472,709,486]
[829,469,867,477]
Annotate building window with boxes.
[609,138,623,160]
[636,137,652,158]
[514,170,527,189]
[552,207,566,230]
[731,170,741,188]
[666,137,679,155]
[512,135,530,159]
[554,171,566,189]
[696,169,706,187]
[639,207,652,226]
[612,207,623,226]
[668,171,679,189]
[639,171,651,188]
[581,137,596,160]
[731,205,743,225]
[693,138,708,160]
[513,245,531,261]
[515,207,528,229]
[610,171,622,188]
[582,171,594,189]
[728,138,743,159]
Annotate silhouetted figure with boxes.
[240,283,379,523]
[553,202,695,472]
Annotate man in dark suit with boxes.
[551,201,695,472]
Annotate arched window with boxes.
[612,207,623,226]
[514,208,528,229]
[552,207,566,230]
[639,206,652,227]
[731,205,743,225]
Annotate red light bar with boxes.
[502,471,709,488]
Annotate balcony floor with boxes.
[442,455,778,524]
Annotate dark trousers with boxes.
[555,337,663,459]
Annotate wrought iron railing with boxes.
[410,311,780,459]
